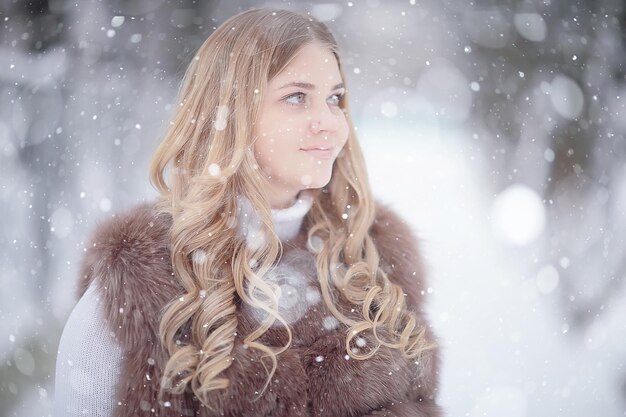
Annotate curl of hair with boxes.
[148,7,436,407]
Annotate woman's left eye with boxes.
[285,92,306,105]
[327,93,343,106]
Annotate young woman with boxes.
[53,8,442,417]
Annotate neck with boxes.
[265,188,301,210]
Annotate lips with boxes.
[300,146,335,159]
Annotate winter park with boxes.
[1,1,626,416]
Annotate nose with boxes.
[308,101,340,135]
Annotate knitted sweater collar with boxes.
[236,190,314,243]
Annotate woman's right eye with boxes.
[284,92,306,106]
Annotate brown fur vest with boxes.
[77,200,442,417]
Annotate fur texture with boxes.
[78,201,442,417]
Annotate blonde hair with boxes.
[149,7,433,406]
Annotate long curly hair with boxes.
[149,7,433,406]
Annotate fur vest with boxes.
[77,200,442,417]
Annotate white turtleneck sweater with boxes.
[53,193,314,417]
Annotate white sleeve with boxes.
[53,281,123,417]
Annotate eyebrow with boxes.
[276,81,345,91]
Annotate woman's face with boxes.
[254,42,349,209]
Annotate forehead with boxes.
[270,43,342,86]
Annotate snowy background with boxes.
[2,0,626,416]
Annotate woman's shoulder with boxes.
[76,200,178,305]
[370,200,422,254]
[371,200,428,309]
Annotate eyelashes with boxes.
[283,91,344,107]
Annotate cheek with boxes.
[252,129,276,163]
[337,116,350,146]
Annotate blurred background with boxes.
[1,0,625,415]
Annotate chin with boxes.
[303,173,333,190]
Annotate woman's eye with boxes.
[285,92,306,106]
[327,93,343,106]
